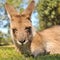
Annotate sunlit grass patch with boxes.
[0,46,24,60]
[0,46,60,60]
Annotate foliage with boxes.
[37,0,60,30]
[0,46,60,60]
[0,31,12,46]
[6,0,22,8]
[0,31,3,45]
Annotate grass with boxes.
[0,46,60,60]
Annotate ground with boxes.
[0,45,60,60]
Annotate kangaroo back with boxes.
[31,25,60,56]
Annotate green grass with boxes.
[0,46,60,60]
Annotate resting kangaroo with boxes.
[5,0,60,57]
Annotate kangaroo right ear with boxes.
[5,3,19,19]
[22,0,35,17]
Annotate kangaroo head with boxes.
[5,0,35,45]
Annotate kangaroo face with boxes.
[11,15,32,45]
[5,1,35,45]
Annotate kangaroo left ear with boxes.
[22,0,35,17]
[5,3,19,20]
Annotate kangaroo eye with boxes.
[12,28,17,33]
[25,26,32,33]
[27,17,30,20]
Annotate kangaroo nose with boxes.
[19,40,25,44]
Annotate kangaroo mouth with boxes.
[17,40,28,45]
[16,39,32,57]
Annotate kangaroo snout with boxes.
[17,39,28,45]
[19,40,25,44]
[17,40,25,45]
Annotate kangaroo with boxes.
[5,0,60,57]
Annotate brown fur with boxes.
[5,0,60,57]
[31,26,60,56]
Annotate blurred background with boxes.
[0,0,60,46]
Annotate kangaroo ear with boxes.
[5,3,19,19]
[22,0,35,17]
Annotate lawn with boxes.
[0,45,60,60]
